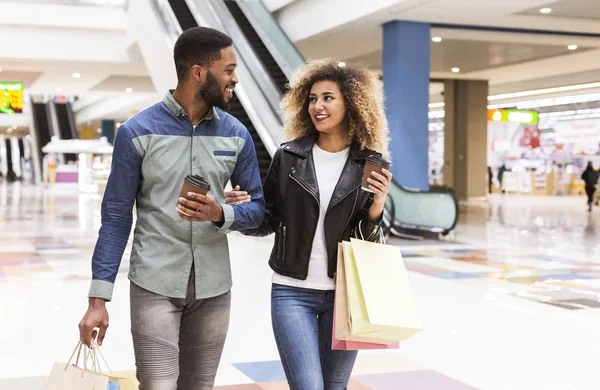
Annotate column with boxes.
[101,119,115,144]
[383,21,431,190]
[443,79,489,200]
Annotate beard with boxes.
[197,70,229,110]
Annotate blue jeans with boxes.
[271,283,358,390]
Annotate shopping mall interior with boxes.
[2,0,600,389]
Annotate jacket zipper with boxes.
[277,222,283,259]
[289,173,319,276]
[282,226,286,260]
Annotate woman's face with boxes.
[308,80,346,135]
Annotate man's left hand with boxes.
[177,192,224,223]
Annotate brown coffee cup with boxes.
[178,174,210,213]
[362,155,390,193]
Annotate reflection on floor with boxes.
[2,182,600,389]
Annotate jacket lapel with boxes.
[285,136,320,201]
[328,157,362,210]
[290,152,320,201]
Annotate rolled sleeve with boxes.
[88,279,115,301]
[216,203,235,234]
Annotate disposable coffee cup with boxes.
[362,155,390,192]
[178,174,210,214]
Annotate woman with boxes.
[581,161,598,212]
[228,59,392,389]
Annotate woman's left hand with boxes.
[367,168,393,205]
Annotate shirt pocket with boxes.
[213,150,237,157]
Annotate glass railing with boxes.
[234,0,304,77]
[388,180,459,234]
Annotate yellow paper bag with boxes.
[343,239,422,341]
[335,242,400,345]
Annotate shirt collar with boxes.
[163,90,220,121]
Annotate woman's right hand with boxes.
[225,185,252,205]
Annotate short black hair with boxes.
[173,27,233,82]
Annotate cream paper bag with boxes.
[342,239,422,342]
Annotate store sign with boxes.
[555,119,600,144]
[487,109,538,124]
[504,110,538,124]
[0,82,24,114]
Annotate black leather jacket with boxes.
[243,135,381,280]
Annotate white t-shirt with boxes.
[272,143,350,290]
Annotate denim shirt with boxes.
[88,91,265,301]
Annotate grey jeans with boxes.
[130,267,231,390]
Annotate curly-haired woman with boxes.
[229,59,392,389]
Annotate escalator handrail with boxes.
[389,179,459,234]
[151,0,182,46]
[234,0,304,78]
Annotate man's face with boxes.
[196,46,238,110]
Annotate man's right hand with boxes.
[79,298,109,347]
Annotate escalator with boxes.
[31,102,52,177]
[223,1,287,93]
[54,102,78,162]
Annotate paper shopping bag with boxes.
[343,239,422,342]
[47,341,131,390]
[333,243,400,349]
[47,360,110,390]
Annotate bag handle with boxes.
[64,340,109,376]
[357,219,386,245]
[91,340,114,376]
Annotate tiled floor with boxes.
[2,181,600,389]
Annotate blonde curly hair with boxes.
[280,58,389,156]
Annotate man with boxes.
[78,27,265,389]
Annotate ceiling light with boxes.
[0,68,2,72]
[540,8,552,14]
[568,45,578,50]
[432,37,442,43]
[451,67,460,73]
[488,81,600,101]
[125,87,133,93]
[72,72,81,79]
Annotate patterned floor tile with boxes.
[233,361,287,383]
[257,381,290,390]
[355,370,478,390]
